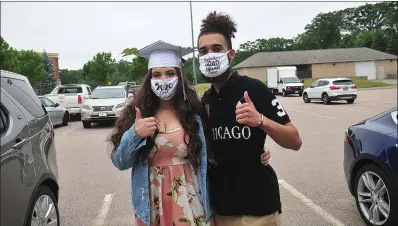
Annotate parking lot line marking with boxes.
[286,109,336,120]
[63,125,81,135]
[94,193,115,226]
[278,180,345,226]
[321,105,376,113]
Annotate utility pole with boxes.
[189,1,197,85]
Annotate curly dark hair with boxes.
[108,67,209,170]
[198,11,237,49]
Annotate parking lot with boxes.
[54,87,397,226]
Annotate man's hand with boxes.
[134,107,157,138]
[261,149,271,166]
[235,91,264,127]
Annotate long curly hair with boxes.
[108,67,207,170]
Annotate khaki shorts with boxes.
[213,212,282,226]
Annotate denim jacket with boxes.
[111,115,211,226]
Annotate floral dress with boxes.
[135,127,207,226]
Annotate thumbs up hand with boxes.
[235,91,263,127]
[134,107,157,138]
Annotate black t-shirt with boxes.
[201,72,291,217]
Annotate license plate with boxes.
[295,91,298,94]
[99,112,107,117]
[343,87,348,91]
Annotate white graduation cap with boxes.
[134,40,193,70]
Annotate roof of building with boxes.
[234,47,398,69]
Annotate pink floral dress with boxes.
[135,127,207,226]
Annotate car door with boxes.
[40,97,57,124]
[314,80,329,98]
[307,80,320,98]
[0,90,34,226]
[42,97,62,124]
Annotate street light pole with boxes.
[189,1,197,85]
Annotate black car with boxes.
[1,70,60,226]
[344,107,397,226]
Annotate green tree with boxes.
[386,32,398,56]
[83,52,116,84]
[17,50,47,85]
[371,30,388,52]
[304,12,342,49]
[0,37,20,72]
[129,56,148,82]
[352,3,387,32]
[183,57,202,83]
[60,69,84,84]
[42,51,54,80]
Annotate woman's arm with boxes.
[111,124,147,170]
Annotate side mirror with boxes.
[300,80,304,83]
[309,85,313,88]
[54,103,60,107]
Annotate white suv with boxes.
[81,86,132,128]
[302,78,357,104]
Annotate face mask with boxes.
[199,51,230,78]
[150,77,178,100]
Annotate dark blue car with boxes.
[344,107,397,226]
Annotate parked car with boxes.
[303,78,357,104]
[39,96,69,127]
[1,70,60,226]
[81,85,132,128]
[344,107,397,226]
[45,84,92,119]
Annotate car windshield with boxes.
[283,77,300,83]
[90,88,125,99]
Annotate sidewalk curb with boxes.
[358,86,397,91]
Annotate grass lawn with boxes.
[194,77,396,95]
[303,77,397,89]
[194,83,211,96]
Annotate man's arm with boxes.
[261,120,301,151]
[236,80,302,151]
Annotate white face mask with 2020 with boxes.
[199,51,230,78]
[150,77,178,100]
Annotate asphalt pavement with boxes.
[54,88,397,226]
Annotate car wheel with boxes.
[282,89,287,97]
[62,112,69,126]
[26,186,60,226]
[322,93,330,105]
[354,164,398,226]
[82,121,91,128]
[303,93,311,103]
[347,99,355,104]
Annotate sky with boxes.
[1,1,368,70]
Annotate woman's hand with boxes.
[134,107,157,138]
[261,149,271,166]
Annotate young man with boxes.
[198,11,302,226]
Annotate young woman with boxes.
[108,41,271,226]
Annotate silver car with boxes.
[39,96,69,126]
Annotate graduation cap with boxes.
[134,40,193,70]
[134,40,194,100]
